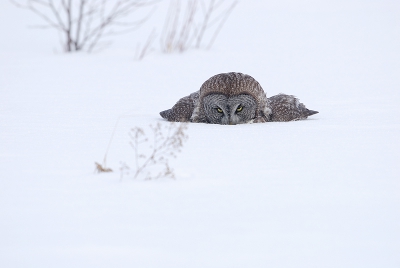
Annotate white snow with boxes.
[1,0,399,267]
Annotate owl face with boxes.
[202,94,257,125]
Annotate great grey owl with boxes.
[160,72,318,124]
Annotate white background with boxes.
[1,0,399,267]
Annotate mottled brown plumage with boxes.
[269,94,318,122]
[159,92,199,122]
[160,72,318,124]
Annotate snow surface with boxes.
[1,0,399,267]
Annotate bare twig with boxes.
[206,0,237,49]
[135,28,157,60]
[195,0,213,48]
[160,0,237,53]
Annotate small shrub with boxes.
[120,122,188,180]
[12,0,158,53]
[160,0,238,53]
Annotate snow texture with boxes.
[0,0,399,267]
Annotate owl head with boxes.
[191,72,272,124]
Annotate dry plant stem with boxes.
[177,0,197,52]
[195,0,215,48]
[161,0,181,53]
[161,0,199,53]
[135,28,156,60]
[129,123,188,180]
[119,162,130,180]
[206,0,237,49]
[11,0,158,52]
[160,0,237,53]
[101,114,138,170]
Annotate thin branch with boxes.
[207,0,237,49]
[48,0,67,31]
[160,0,237,53]
[74,0,86,50]
[195,0,213,48]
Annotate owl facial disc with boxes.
[202,94,257,125]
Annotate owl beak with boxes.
[227,110,237,125]
[228,114,240,125]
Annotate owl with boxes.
[160,72,318,124]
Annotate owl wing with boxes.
[268,94,318,122]
[160,91,200,122]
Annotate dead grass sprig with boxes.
[160,0,237,54]
[94,162,113,173]
[121,122,188,180]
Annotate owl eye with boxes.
[236,105,243,112]
[216,107,223,113]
